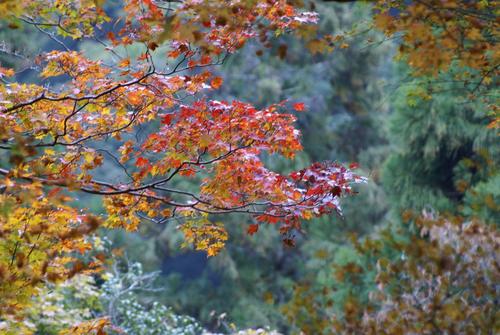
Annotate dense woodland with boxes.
[0,0,498,334]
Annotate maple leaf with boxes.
[118,58,130,68]
[349,162,359,170]
[293,102,306,112]
[210,76,223,89]
[136,157,149,167]
[161,114,174,125]
[247,224,259,235]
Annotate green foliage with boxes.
[462,173,500,224]
[382,69,499,223]
[282,36,499,334]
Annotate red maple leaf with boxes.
[247,224,259,235]
[293,102,306,112]
[136,157,150,167]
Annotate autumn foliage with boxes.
[0,0,498,333]
[0,0,365,328]
[373,0,498,127]
[283,213,500,335]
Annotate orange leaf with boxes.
[127,91,142,105]
[148,41,159,51]
[118,58,130,68]
[211,76,223,89]
[247,224,259,235]
[349,162,359,169]
[293,102,306,112]
[136,157,149,167]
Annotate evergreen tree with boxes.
[383,67,499,224]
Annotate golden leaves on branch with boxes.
[372,0,499,128]
[0,191,105,322]
[179,215,228,257]
[374,0,499,81]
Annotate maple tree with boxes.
[0,0,366,328]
